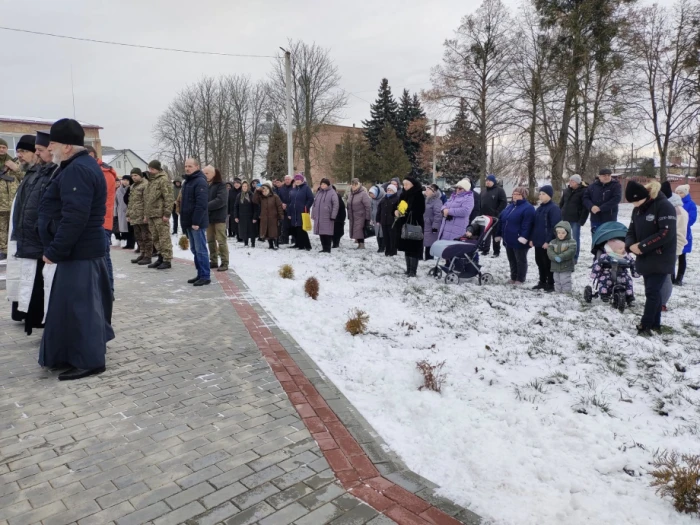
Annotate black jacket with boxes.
[228,187,241,215]
[233,191,259,241]
[470,189,481,224]
[583,179,621,225]
[396,181,426,256]
[208,182,228,224]
[12,162,55,259]
[625,194,677,276]
[559,185,589,226]
[377,195,399,230]
[334,196,346,239]
[180,170,209,229]
[480,185,507,218]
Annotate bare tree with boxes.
[425,0,516,189]
[268,40,348,183]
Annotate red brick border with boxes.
[215,271,464,525]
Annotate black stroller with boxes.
[427,216,498,285]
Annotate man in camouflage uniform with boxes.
[0,138,24,259]
[144,160,173,270]
[127,168,153,265]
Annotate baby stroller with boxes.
[583,222,633,313]
[427,215,498,285]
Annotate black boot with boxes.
[409,257,419,277]
[404,255,411,275]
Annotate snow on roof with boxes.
[0,115,102,129]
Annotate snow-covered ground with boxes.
[171,204,700,525]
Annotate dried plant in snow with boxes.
[178,235,189,251]
[345,309,369,336]
[278,264,294,279]
[304,277,319,300]
[417,360,447,393]
[650,450,700,515]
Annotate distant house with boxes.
[101,147,149,177]
[0,115,102,156]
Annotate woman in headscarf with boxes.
[311,178,339,253]
[347,178,371,249]
[395,177,425,276]
[377,182,400,256]
[423,184,443,260]
[368,184,385,252]
[253,182,284,250]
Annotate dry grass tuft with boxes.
[345,309,369,336]
[279,264,295,279]
[417,360,447,393]
[178,235,189,251]
[650,450,700,515]
[304,277,320,300]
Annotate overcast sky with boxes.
[1,0,519,161]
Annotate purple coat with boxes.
[347,187,371,240]
[438,191,474,241]
[312,187,339,236]
[423,192,443,248]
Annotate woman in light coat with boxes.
[347,178,371,249]
[312,178,339,253]
[661,192,689,310]
[423,184,443,260]
[438,178,474,241]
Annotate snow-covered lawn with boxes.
[173,204,700,525]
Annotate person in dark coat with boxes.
[625,180,677,336]
[234,181,259,247]
[583,168,621,234]
[204,166,229,271]
[312,179,339,253]
[253,182,284,249]
[530,185,562,291]
[287,174,314,251]
[37,119,114,380]
[172,180,182,234]
[332,187,346,248]
[228,178,242,238]
[180,158,210,286]
[423,184,443,260]
[377,182,400,256]
[277,175,294,245]
[480,174,508,257]
[559,174,588,262]
[495,187,536,285]
[396,177,426,277]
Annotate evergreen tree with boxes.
[330,131,377,184]
[440,99,482,185]
[397,90,430,178]
[375,124,411,181]
[362,79,399,150]
[266,123,287,180]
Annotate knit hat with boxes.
[539,185,554,198]
[234,177,242,183]
[148,160,162,171]
[35,131,50,148]
[599,168,612,176]
[121,175,133,184]
[668,193,683,207]
[369,186,379,197]
[294,174,304,182]
[320,178,331,186]
[486,174,497,184]
[386,183,398,194]
[130,167,142,176]
[456,178,471,191]
[570,174,582,185]
[262,181,274,192]
[625,180,649,202]
[49,118,84,146]
[0,138,7,148]
[16,135,36,153]
[660,180,673,198]
[675,184,690,197]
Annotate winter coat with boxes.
[559,184,589,226]
[625,193,677,276]
[228,186,240,215]
[470,189,481,224]
[278,182,293,205]
[144,171,173,219]
[234,191,259,241]
[11,161,54,259]
[0,172,21,213]
[253,190,284,239]
[334,196,346,240]
[673,205,689,256]
[369,185,385,237]
[38,150,107,262]
[480,185,507,218]
[423,192,443,248]
[311,187,339,236]
[127,180,148,225]
[180,170,209,230]
[172,182,182,203]
[115,184,129,233]
[396,183,426,256]
[287,182,314,227]
[347,187,371,240]
[207,182,228,224]
[497,200,535,250]
[438,191,474,241]
[531,200,562,248]
[378,194,399,233]
[583,178,621,225]
[97,161,118,231]
[547,221,577,273]
[681,194,697,254]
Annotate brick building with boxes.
[293,124,364,188]
[0,116,102,156]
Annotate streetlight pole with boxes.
[351,123,355,181]
[281,48,294,180]
[432,119,437,184]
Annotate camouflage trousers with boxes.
[149,217,173,262]
[0,212,9,253]
[207,222,229,266]
[133,223,153,258]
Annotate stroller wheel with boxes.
[480,273,493,285]
[614,292,625,313]
[445,273,460,285]
[584,286,593,303]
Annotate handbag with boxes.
[301,207,312,232]
[363,222,376,239]
[400,213,423,241]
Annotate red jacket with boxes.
[98,160,118,231]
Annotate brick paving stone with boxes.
[293,502,346,525]
[201,482,247,509]
[258,502,309,525]
[115,501,170,525]
[188,501,240,525]
[231,481,280,510]
[223,501,275,525]
[329,503,380,524]
[153,501,206,525]
[298,482,346,511]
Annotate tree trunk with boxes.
[695,125,700,180]
[551,75,577,200]
[528,119,537,201]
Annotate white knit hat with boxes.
[386,183,398,194]
[675,184,690,197]
[456,178,471,191]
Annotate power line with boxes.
[0,26,277,58]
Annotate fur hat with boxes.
[675,184,690,197]
[625,180,649,202]
[16,135,36,153]
[539,185,554,198]
[49,118,84,146]
[456,178,471,191]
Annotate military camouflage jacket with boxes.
[127,179,149,225]
[144,171,173,219]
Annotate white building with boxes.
[101,148,149,177]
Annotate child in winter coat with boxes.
[590,239,639,303]
[546,221,577,293]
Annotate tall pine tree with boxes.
[362,79,399,150]
[330,131,376,184]
[265,123,287,180]
[440,99,482,185]
[375,124,411,181]
[397,90,430,178]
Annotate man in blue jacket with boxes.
[180,158,210,286]
[530,185,562,291]
[583,168,621,234]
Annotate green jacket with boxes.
[547,220,577,273]
[127,179,149,225]
[144,171,173,218]
[0,154,23,212]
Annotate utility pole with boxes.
[351,123,355,182]
[281,48,294,180]
[432,119,437,184]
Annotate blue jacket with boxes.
[180,170,209,230]
[497,199,535,250]
[583,179,621,225]
[287,182,314,227]
[38,150,107,262]
[682,194,697,254]
[277,182,293,205]
[531,200,562,248]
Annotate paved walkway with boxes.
[0,248,478,525]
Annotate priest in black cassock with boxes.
[38,118,114,381]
